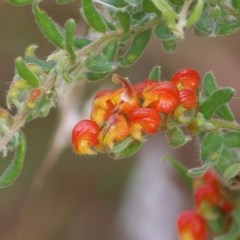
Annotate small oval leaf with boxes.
[186,0,204,28]
[0,132,26,188]
[117,10,131,32]
[148,65,161,81]
[200,88,235,120]
[82,0,107,33]
[33,1,65,48]
[64,18,76,60]
[203,72,235,121]
[223,163,240,182]
[86,54,116,73]
[119,29,151,67]
[201,131,223,163]
[15,57,40,87]
[224,132,240,148]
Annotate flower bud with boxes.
[143,81,180,114]
[72,120,100,155]
[177,210,207,240]
[99,114,130,150]
[130,107,161,140]
[172,68,200,92]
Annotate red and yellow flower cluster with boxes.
[177,169,234,240]
[72,68,200,155]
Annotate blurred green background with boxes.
[1,1,240,240]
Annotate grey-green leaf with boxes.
[167,127,191,148]
[188,162,216,177]
[0,132,26,188]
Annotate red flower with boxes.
[72,120,100,155]
[129,107,161,140]
[99,114,130,150]
[177,210,207,240]
[194,183,221,218]
[179,89,198,110]
[142,81,180,114]
[203,169,220,187]
[172,68,200,92]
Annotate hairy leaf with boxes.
[82,0,107,33]
[200,88,235,120]
[0,132,26,188]
[15,57,40,87]
[119,29,151,66]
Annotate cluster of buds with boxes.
[72,68,200,156]
[177,169,235,240]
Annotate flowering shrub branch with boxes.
[1,0,240,239]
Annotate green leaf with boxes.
[162,39,179,52]
[85,72,110,81]
[223,163,240,182]
[15,57,40,87]
[203,72,235,121]
[155,24,178,40]
[167,127,191,148]
[148,65,161,81]
[188,162,216,177]
[224,132,240,148]
[86,53,116,73]
[119,29,151,67]
[194,10,215,37]
[200,88,235,120]
[33,1,65,48]
[215,148,239,179]
[164,156,192,189]
[82,0,107,33]
[142,0,161,16]
[232,0,240,10]
[73,38,92,49]
[155,24,179,52]
[186,0,204,28]
[215,105,235,121]
[0,132,26,188]
[117,11,131,32]
[201,131,223,163]
[7,0,33,5]
[64,19,76,61]
[110,136,142,158]
[195,6,240,37]
[151,0,177,29]
[103,40,118,61]
[25,56,55,72]
[203,71,217,96]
